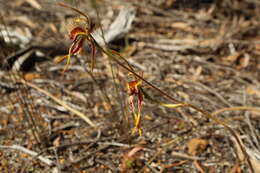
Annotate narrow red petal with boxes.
[70,38,84,54]
[129,95,135,113]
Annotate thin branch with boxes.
[20,79,97,128]
[0,145,54,166]
[171,151,205,161]
[212,106,260,116]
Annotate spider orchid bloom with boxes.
[54,17,96,72]
[127,79,143,136]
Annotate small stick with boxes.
[212,106,260,116]
[20,79,96,128]
[171,151,205,161]
[0,145,54,166]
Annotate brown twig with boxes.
[20,79,97,128]
[212,106,260,116]
[0,145,54,166]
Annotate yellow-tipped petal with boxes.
[135,112,141,126]
[160,103,185,108]
[131,127,137,135]
[131,113,142,136]
[62,54,71,73]
[131,126,142,136]
[54,55,67,64]
[138,128,142,136]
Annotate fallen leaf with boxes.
[246,87,260,98]
[53,136,61,147]
[187,138,209,156]
[59,159,65,165]
[102,102,112,111]
[236,54,250,69]
[224,52,240,65]
[24,73,40,81]
[120,147,144,172]
[126,147,143,158]
[171,22,193,32]
[20,153,29,159]
[229,160,241,173]
[122,45,137,56]
[144,114,153,121]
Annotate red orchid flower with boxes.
[127,78,143,136]
[54,15,96,73]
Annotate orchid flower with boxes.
[55,5,96,73]
[127,79,143,136]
